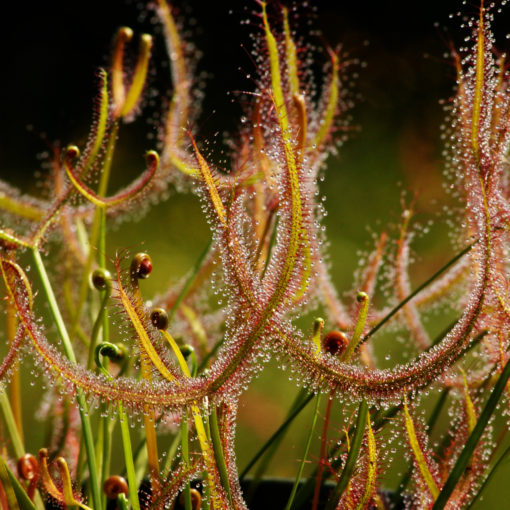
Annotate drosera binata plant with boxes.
[2,1,510,509]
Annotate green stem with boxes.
[88,286,111,370]
[311,390,334,510]
[362,242,474,344]
[284,394,321,510]
[467,444,510,509]
[163,430,182,477]
[432,356,510,509]
[246,388,310,504]
[97,197,112,505]
[180,409,192,510]
[240,392,314,480]
[31,249,102,510]
[325,401,368,510]
[95,417,105,504]
[95,343,140,510]
[72,121,118,339]
[117,493,129,510]
[100,414,115,510]
[0,390,24,458]
[119,404,141,510]
[98,207,109,344]
[210,407,234,508]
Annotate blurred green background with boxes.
[2,0,510,506]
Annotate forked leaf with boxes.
[86,68,109,164]
[0,193,44,222]
[341,292,369,362]
[38,449,62,502]
[0,258,33,313]
[160,329,190,377]
[64,147,159,209]
[394,388,450,506]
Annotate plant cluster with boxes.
[1,1,510,509]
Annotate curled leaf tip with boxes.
[91,268,112,291]
[103,475,129,500]
[118,26,134,42]
[130,252,153,280]
[141,33,153,45]
[322,330,349,357]
[95,342,127,378]
[146,149,160,167]
[150,307,169,330]
[66,145,80,160]
[179,488,202,510]
[180,344,195,358]
[357,291,368,303]
[17,454,38,481]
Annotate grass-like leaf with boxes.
[284,395,321,510]
[324,400,368,510]
[467,444,510,509]
[240,391,314,481]
[362,241,474,344]
[432,356,510,509]
[0,456,36,510]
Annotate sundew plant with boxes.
[2,1,510,509]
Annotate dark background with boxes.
[2,0,508,185]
